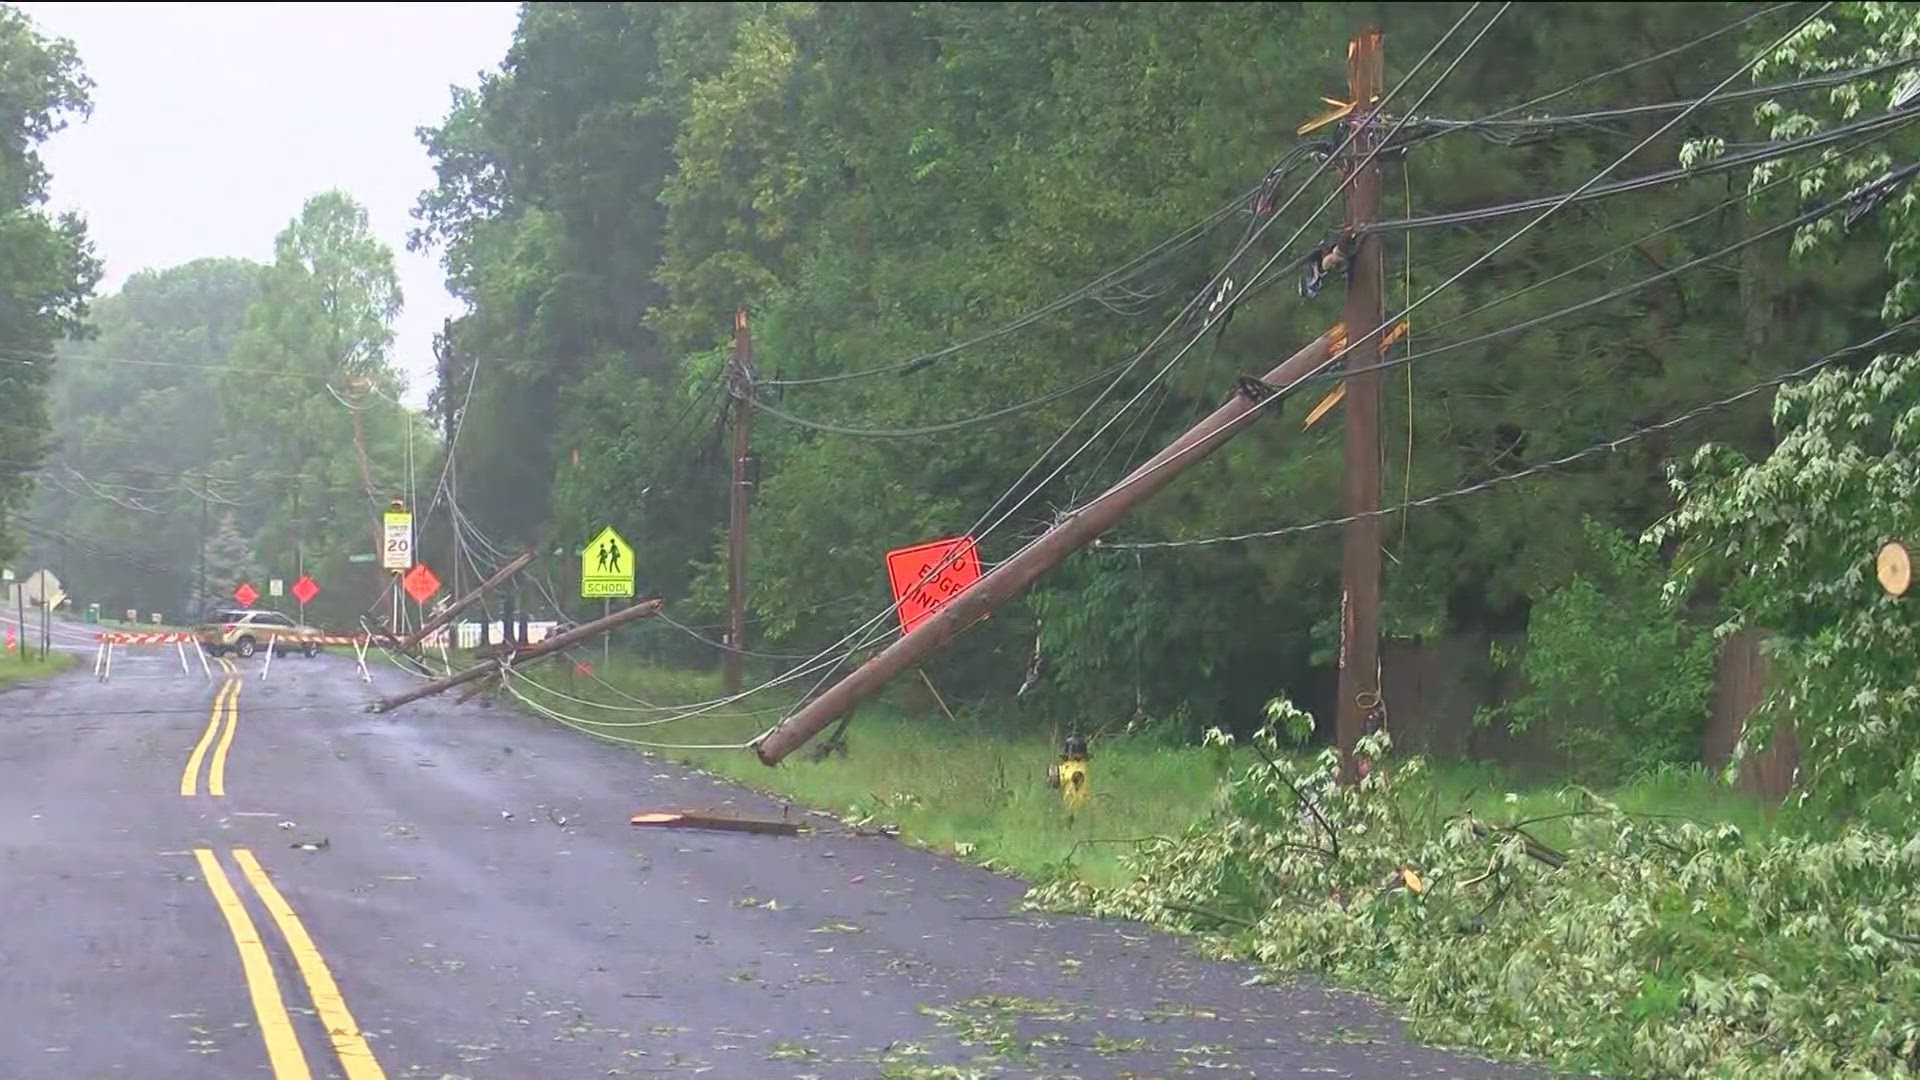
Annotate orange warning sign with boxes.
[884,536,982,635]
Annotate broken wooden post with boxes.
[367,598,662,713]
[396,547,536,654]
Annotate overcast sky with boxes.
[20,1,522,407]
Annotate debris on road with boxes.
[629,809,805,836]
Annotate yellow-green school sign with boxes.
[580,526,635,598]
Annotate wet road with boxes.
[0,631,1538,1078]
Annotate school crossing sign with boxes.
[580,526,635,599]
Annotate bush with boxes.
[1030,718,1920,1078]
[1480,521,1716,782]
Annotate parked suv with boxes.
[197,610,321,659]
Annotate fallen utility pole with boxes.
[367,597,662,713]
[1335,25,1387,783]
[725,307,754,695]
[756,328,1338,765]
[395,546,536,654]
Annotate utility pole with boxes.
[1335,26,1387,783]
[197,468,209,619]
[725,307,754,695]
[757,328,1340,765]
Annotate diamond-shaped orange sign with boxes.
[233,581,258,608]
[291,573,319,606]
[401,562,440,605]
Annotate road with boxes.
[0,631,1539,1079]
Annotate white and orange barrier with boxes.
[94,629,203,682]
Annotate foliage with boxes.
[1655,2,1920,811]
[0,5,100,565]
[1032,720,1920,1077]
[1478,520,1717,781]
[198,511,264,608]
[27,258,261,615]
[1657,350,1920,811]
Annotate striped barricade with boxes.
[94,630,203,682]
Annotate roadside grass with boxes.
[0,649,76,689]
[507,658,1790,887]
[509,660,1237,887]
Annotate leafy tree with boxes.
[214,191,429,626]
[26,258,263,616]
[1657,2,1920,810]
[0,6,100,565]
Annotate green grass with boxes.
[0,649,76,689]
[510,661,1237,886]
[505,658,1789,888]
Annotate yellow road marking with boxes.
[234,849,388,1080]
[208,679,241,797]
[194,849,313,1080]
[181,680,234,797]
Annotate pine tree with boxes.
[199,512,265,610]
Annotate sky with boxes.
[19,1,523,408]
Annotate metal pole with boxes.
[1335,25,1386,783]
[725,307,753,694]
[757,329,1338,764]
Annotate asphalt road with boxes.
[0,632,1542,1079]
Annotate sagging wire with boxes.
[1100,319,1920,550]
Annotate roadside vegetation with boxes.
[0,649,76,689]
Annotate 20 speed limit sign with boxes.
[383,510,414,571]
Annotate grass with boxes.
[503,656,1790,888]
[0,649,76,689]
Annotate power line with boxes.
[1068,2,1838,528]
[1097,319,1918,550]
[1370,103,1916,233]
[1396,55,1917,147]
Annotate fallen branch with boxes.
[1471,821,1568,869]
[1162,901,1257,929]
[1249,738,1339,861]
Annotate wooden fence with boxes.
[1380,628,1797,800]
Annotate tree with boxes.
[0,6,100,565]
[199,511,264,610]
[1659,3,1920,809]
[27,258,265,617]
[216,192,428,626]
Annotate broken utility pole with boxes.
[1335,26,1387,783]
[395,547,536,654]
[367,598,662,713]
[725,307,754,695]
[756,328,1339,765]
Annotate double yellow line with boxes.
[183,661,241,797]
[196,848,386,1079]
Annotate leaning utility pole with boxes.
[756,328,1339,765]
[724,307,754,695]
[1335,26,1387,782]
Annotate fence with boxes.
[1381,628,1798,800]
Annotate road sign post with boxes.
[292,573,318,626]
[579,526,635,599]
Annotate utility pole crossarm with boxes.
[755,328,1340,765]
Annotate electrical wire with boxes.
[1057,2,1837,531]
[759,186,1260,388]
[1368,103,1915,234]
[1395,55,1918,147]
[1097,319,1919,550]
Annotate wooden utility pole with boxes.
[368,598,663,713]
[395,546,535,654]
[1335,26,1386,782]
[725,307,753,695]
[757,329,1339,765]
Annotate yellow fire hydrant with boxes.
[1047,733,1090,811]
